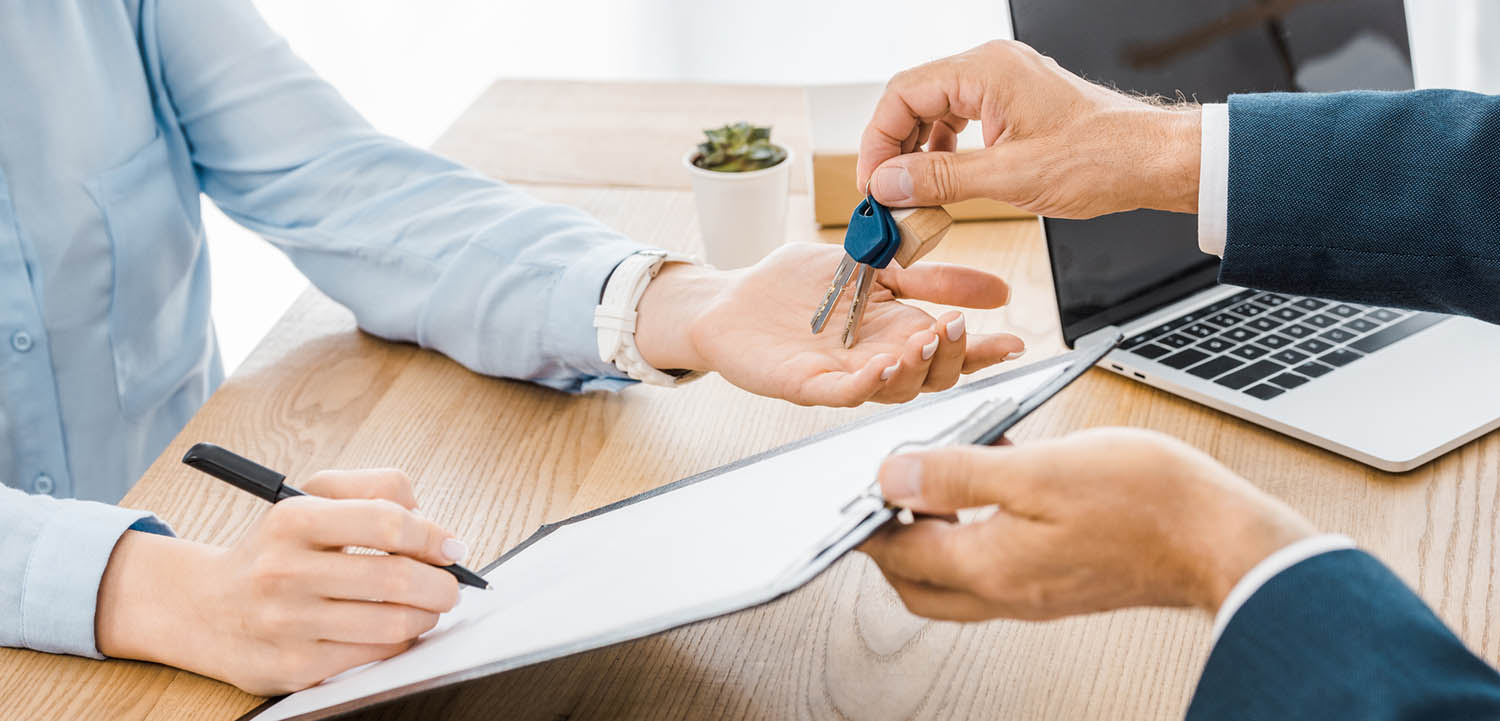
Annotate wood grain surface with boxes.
[2,79,1497,721]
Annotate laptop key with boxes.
[1270,373,1309,389]
[1349,313,1446,354]
[1369,308,1403,322]
[1257,334,1292,349]
[1320,348,1364,367]
[1159,333,1194,348]
[1231,345,1269,360]
[1305,314,1339,328]
[1294,298,1329,311]
[1320,328,1357,344]
[1216,360,1285,390]
[1181,323,1216,338]
[1244,384,1285,400]
[1281,324,1316,339]
[1230,303,1267,317]
[1328,304,1360,318]
[1294,361,1335,378]
[1187,355,1245,380]
[1296,338,1334,354]
[1344,318,1379,333]
[1270,349,1309,365]
[1223,327,1260,342]
[1161,348,1210,369]
[1205,313,1241,328]
[1248,317,1282,332]
[1255,293,1290,307]
[1271,307,1306,322]
[1198,337,1233,353]
[1132,343,1171,360]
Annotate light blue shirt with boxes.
[1,0,645,658]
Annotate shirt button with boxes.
[10,331,32,353]
[34,474,54,495]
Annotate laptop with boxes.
[1008,0,1500,471]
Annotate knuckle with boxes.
[922,153,963,203]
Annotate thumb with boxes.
[867,149,1002,207]
[877,445,1041,514]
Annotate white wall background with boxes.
[211,0,1492,373]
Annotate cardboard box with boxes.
[805,83,1033,227]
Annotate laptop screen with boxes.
[1008,0,1413,345]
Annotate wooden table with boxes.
[3,80,1497,721]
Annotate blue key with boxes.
[810,197,902,347]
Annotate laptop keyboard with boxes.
[1121,290,1445,400]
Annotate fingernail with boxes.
[946,315,966,342]
[880,360,902,381]
[882,455,923,501]
[1005,349,1027,361]
[441,538,469,564]
[921,334,939,360]
[872,166,913,203]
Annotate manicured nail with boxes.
[921,334,939,360]
[1005,349,1027,361]
[882,455,923,501]
[872,166,913,203]
[881,360,902,381]
[946,315,966,342]
[441,537,469,564]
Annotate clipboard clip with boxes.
[840,396,1021,517]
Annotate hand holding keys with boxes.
[810,198,953,347]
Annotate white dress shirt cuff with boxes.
[1197,103,1230,257]
[1210,533,1356,642]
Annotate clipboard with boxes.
[244,332,1121,721]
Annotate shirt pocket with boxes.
[85,130,211,418]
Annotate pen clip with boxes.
[182,442,290,502]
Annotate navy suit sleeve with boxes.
[1187,550,1500,721]
[1221,90,1500,324]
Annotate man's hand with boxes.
[857,40,1201,219]
[634,242,1026,407]
[860,428,1316,621]
[96,470,466,695]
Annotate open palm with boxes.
[689,243,1025,406]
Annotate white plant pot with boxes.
[683,147,791,269]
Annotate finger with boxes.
[876,444,1055,514]
[876,263,1010,309]
[857,61,991,192]
[871,329,940,404]
[881,570,998,622]
[302,469,419,510]
[860,518,980,590]
[303,600,442,645]
[269,496,467,568]
[926,114,966,153]
[310,552,461,613]
[868,149,1010,208]
[312,640,414,679]
[788,353,897,408]
[960,332,1027,374]
[921,312,965,392]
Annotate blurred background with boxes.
[213,0,1500,373]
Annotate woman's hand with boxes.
[860,428,1316,621]
[857,40,1201,219]
[96,470,466,695]
[634,242,1027,407]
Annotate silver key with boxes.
[810,252,860,334]
[841,263,876,348]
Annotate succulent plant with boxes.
[693,122,787,172]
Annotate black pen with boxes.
[181,442,489,590]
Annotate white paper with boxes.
[256,362,1069,720]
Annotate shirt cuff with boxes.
[547,239,657,393]
[1210,532,1356,643]
[1197,103,1229,257]
[22,501,172,658]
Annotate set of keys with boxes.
[810,197,953,347]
